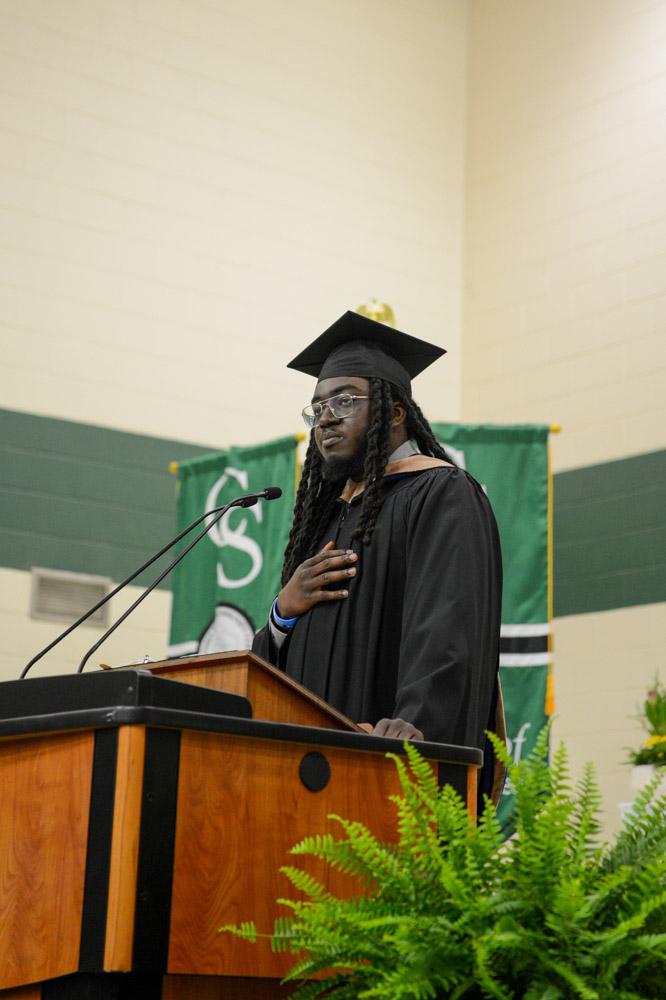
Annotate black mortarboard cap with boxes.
[287,311,446,395]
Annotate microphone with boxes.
[232,486,281,507]
[21,488,282,678]
[75,487,282,674]
[259,486,282,501]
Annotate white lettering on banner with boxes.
[506,722,531,762]
[439,442,466,469]
[437,442,488,494]
[205,468,263,589]
[502,722,532,795]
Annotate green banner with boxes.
[432,424,552,832]
[168,436,299,657]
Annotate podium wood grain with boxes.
[167,730,408,978]
[145,651,363,732]
[0,732,94,990]
[104,725,147,970]
[0,661,476,999]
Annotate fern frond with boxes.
[278,866,331,901]
[218,920,258,941]
[523,985,565,1000]
[219,723,666,1000]
[567,762,604,864]
[289,831,337,857]
[528,952,599,1000]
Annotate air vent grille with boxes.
[30,568,111,627]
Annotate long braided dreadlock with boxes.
[280,378,451,585]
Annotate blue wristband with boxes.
[272,597,299,628]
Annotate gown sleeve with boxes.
[251,618,293,668]
[392,468,503,753]
[251,622,278,663]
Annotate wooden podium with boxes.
[0,653,481,1000]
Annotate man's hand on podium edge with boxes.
[362,718,425,740]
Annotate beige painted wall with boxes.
[551,602,665,835]
[465,0,666,474]
[0,0,467,448]
[465,0,666,834]
[0,0,467,683]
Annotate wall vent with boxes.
[30,567,111,628]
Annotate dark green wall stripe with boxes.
[0,409,213,588]
[1,409,664,616]
[553,449,666,617]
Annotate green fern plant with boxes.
[222,727,666,999]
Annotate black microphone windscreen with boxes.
[263,487,282,500]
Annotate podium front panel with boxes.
[0,731,95,990]
[0,670,480,997]
[168,729,430,978]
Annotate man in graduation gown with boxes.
[253,310,504,797]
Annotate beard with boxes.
[320,437,368,483]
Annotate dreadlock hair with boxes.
[280,378,451,585]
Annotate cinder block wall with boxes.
[0,1,468,677]
[464,0,666,832]
[0,0,466,445]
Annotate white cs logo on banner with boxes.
[205,467,263,589]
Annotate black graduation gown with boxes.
[252,464,503,755]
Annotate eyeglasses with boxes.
[301,393,370,428]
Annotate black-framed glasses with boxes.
[301,393,370,428]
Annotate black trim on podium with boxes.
[0,667,482,771]
[78,726,182,976]
[438,760,468,802]
[132,727,181,972]
[43,971,162,999]
[79,728,119,971]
